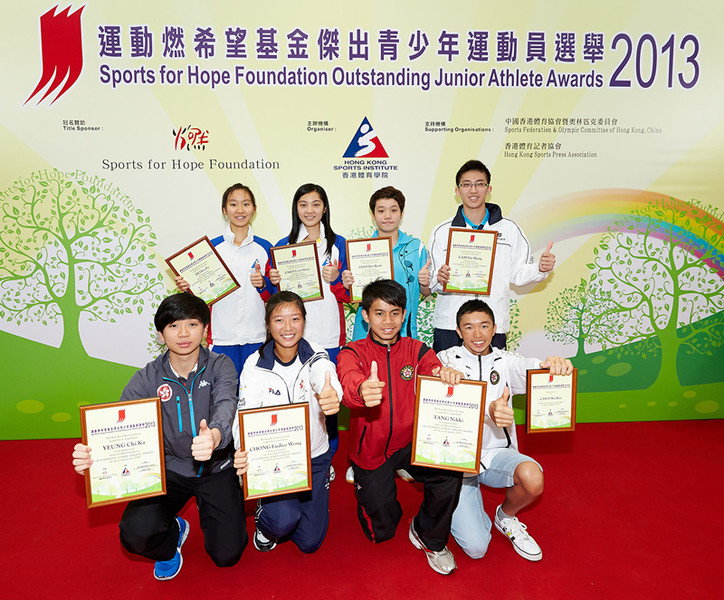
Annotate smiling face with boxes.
[268,302,305,358]
[223,188,256,230]
[372,197,403,236]
[454,169,491,213]
[362,298,406,345]
[296,191,326,230]
[456,311,496,356]
[159,318,207,359]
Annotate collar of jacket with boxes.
[451,203,503,227]
[222,223,255,247]
[255,337,316,370]
[366,332,402,348]
[162,345,210,379]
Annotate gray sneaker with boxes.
[408,519,457,575]
[494,505,542,562]
[395,468,414,482]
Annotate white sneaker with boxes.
[494,505,542,561]
[345,466,355,484]
[396,468,414,482]
[329,465,335,482]
[409,519,457,575]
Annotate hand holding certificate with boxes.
[345,237,394,303]
[238,404,312,500]
[411,376,486,474]
[443,228,497,295]
[166,236,239,305]
[526,367,577,433]
[79,397,166,508]
[270,242,324,302]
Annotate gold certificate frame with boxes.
[345,237,394,303]
[526,368,578,433]
[238,403,312,500]
[411,376,486,474]
[443,228,497,295]
[79,397,166,508]
[270,241,324,302]
[166,236,240,305]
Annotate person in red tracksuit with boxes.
[337,279,463,575]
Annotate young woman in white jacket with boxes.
[233,291,343,553]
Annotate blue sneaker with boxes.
[153,517,190,581]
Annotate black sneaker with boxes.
[253,527,277,552]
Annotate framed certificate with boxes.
[346,237,394,303]
[166,236,240,305]
[79,397,166,508]
[443,228,497,295]
[238,403,312,500]
[270,242,324,302]
[526,368,578,433]
[411,376,486,474]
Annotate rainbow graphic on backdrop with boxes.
[520,189,724,277]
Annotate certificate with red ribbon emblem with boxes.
[238,403,312,500]
[412,376,486,474]
[526,368,577,433]
[80,397,166,508]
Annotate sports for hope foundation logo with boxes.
[26,4,85,106]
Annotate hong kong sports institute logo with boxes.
[343,117,389,158]
[25,4,85,106]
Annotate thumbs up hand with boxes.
[316,371,340,416]
[191,419,220,461]
[250,262,264,288]
[488,386,515,428]
[418,258,432,288]
[322,258,340,283]
[359,361,385,407]
[538,241,556,273]
[341,269,354,289]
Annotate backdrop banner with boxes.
[2,1,722,438]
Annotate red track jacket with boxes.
[337,335,442,470]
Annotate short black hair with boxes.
[361,279,406,312]
[455,159,491,186]
[369,186,405,212]
[455,299,495,328]
[154,293,210,332]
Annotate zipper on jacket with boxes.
[164,365,207,477]
[384,345,394,459]
[358,426,367,454]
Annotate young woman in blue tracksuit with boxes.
[175,183,274,375]
[268,183,349,459]
[233,291,343,553]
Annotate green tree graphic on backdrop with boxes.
[544,277,613,358]
[585,197,723,388]
[0,170,164,355]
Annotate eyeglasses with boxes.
[458,181,489,190]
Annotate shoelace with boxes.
[502,517,531,540]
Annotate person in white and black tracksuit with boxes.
[428,159,556,353]
[73,294,247,581]
[233,291,342,553]
[438,299,574,562]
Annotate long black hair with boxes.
[287,183,337,258]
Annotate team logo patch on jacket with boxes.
[490,370,500,385]
[400,365,414,380]
[157,384,172,402]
